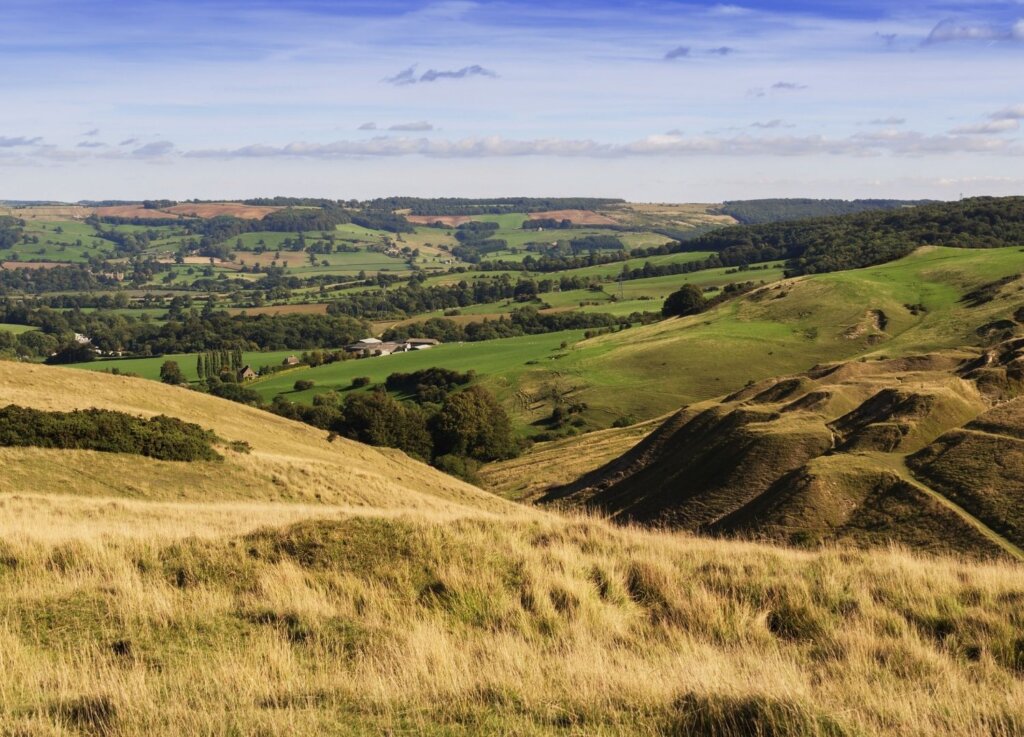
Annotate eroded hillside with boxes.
[541,339,1024,560]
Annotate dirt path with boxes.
[897,459,1024,562]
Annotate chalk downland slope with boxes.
[1,362,1024,735]
[0,362,506,515]
[542,341,1024,560]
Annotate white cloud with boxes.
[179,130,1022,160]
[949,119,1019,135]
[990,105,1024,120]
[750,119,793,129]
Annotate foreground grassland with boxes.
[1,363,1022,736]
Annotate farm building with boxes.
[406,338,439,350]
[238,365,257,381]
[345,336,442,357]
[282,355,300,366]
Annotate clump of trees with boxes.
[0,405,222,461]
[197,348,245,381]
[160,360,186,385]
[662,285,706,317]
[270,381,519,480]
[0,216,24,249]
[384,367,474,403]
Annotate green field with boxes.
[250,331,586,414]
[71,349,313,382]
[0,323,36,335]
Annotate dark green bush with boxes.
[0,405,222,461]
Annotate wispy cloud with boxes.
[664,46,690,59]
[0,136,42,147]
[866,117,906,126]
[950,119,1019,135]
[990,105,1024,121]
[388,121,433,131]
[924,18,1024,45]
[357,122,378,131]
[772,81,808,91]
[118,138,138,146]
[384,64,497,85]
[81,128,100,137]
[750,120,793,129]
[706,46,735,55]
[132,141,175,157]
[76,141,106,148]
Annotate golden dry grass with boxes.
[2,361,1023,736]
[480,416,665,500]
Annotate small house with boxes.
[282,355,300,366]
[238,365,257,381]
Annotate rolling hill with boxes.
[482,245,1024,431]
[539,338,1024,561]
[2,361,1024,735]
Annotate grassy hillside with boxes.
[539,340,1024,561]
[0,362,503,514]
[509,245,1024,427]
[1,363,1023,735]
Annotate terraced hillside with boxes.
[541,339,1024,561]
[2,362,1024,735]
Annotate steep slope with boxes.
[542,344,1024,559]
[0,362,509,515]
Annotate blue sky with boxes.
[1,0,1022,201]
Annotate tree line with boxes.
[382,306,658,344]
[0,304,370,356]
[718,198,934,225]
[682,196,1024,275]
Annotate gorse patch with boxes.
[0,404,222,461]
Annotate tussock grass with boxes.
[3,360,1023,735]
[1,498,1023,736]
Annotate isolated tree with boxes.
[159,360,185,385]
[662,284,706,318]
